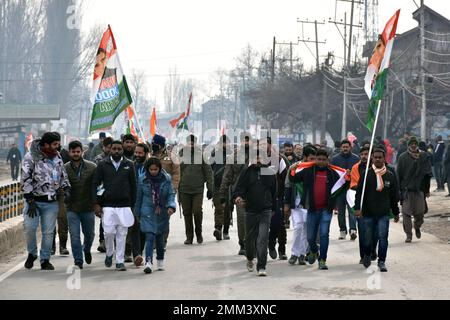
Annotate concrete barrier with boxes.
[0,216,25,257]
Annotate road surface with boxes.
[1,195,450,300]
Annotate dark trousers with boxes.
[10,162,19,180]
[336,193,357,233]
[125,217,146,258]
[434,162,444,189]
[99,222,104,242]
[180,193,204,241]
[447,167,450,194]
[362,215,389,263]
[53,197,69,248]
[246,210,272,271]
[269,198,286,254]
[357,217,378,259]
[144,232,165,264]
[213,194,230,231]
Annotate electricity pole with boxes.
[272,37,276,83]
[321,52,334,142]
[298,18,326,144]
[297,19,326,71]
[420,0,427,141]
[329,2,362,139]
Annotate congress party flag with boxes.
[89,25,132,133]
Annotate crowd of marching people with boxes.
[18,129,449,276]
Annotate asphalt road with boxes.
[1,196,450,300]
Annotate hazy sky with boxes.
[81,0,450,111]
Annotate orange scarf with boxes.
[372,164,387,192]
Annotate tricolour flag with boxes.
[169,93,192,131]
[364,10,400,132]
[89,25,132,133]
[150,107,157,138]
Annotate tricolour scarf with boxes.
[372,164,387,192]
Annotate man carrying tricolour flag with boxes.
[289,148,349,270]
[89,25,133,133]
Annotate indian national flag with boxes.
[329,164,349,198]
[364,10,400,132]
[169,93,192,131]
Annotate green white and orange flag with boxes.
[290,162,349,198]
[364,10,400,132]
[89,25,132,133]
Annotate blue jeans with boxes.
[337,193,356,233]
[357,217,378,259]
[307,210,332,261]
[144,232,165,264]
[23,201,59,263]
[67,211,95,264]
[363,215,389,262]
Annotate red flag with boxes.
[150,107,157,138]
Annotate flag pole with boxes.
[360,99,382,210]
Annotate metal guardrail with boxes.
[0,182,24,223]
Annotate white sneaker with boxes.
[257,269,267,277]
[157,260,165,271]
[339,231,347,240]
[144,262,153,274]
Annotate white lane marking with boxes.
[0,259,26,283]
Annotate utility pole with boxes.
[275,41,299,76]
[321,52,334,142]
[297,19,326,71]
[420,0,427,141]
[329,3,362,140]
[272,37,276,83]
[298,18,326,144]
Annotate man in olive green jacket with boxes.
[179,135,213,245]
[65,141,97,269]
[219,132,251,255]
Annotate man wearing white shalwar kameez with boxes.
[93,141,137,271]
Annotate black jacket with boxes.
[291,165,341,213]
[233,164,278,213]
[355,168,400,218]
[92,157,137,208]
[7,148,22,164]
[397,151,432,193]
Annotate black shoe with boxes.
[238,246,246,256]
[415,228,421,239]
[213,228,222,241]
[405,237,412,243]
[197,235,204,244]
[378,261,388,272]
[279,252,288,260]
[298,255,307,265]
[269,249,277,260]
[350,230,357,241]
[359,258,364,265]
[363,255,371,269]
[223,233,230,240]
[24,254,37,270]
[445,194,450,197]
[60,247,70,255]
[84,251,92,265]
[97,240,106,253]
[184,239,193,245]
[41,260,55,271]
[75,262,84,270]
[288,255,298,265]
[124,255,133,263]
[371,252,378,261]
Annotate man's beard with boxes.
[111,154,122,162]
[136,156,146,163]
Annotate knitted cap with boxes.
[152,134,166,148]
[408,136,419,146]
